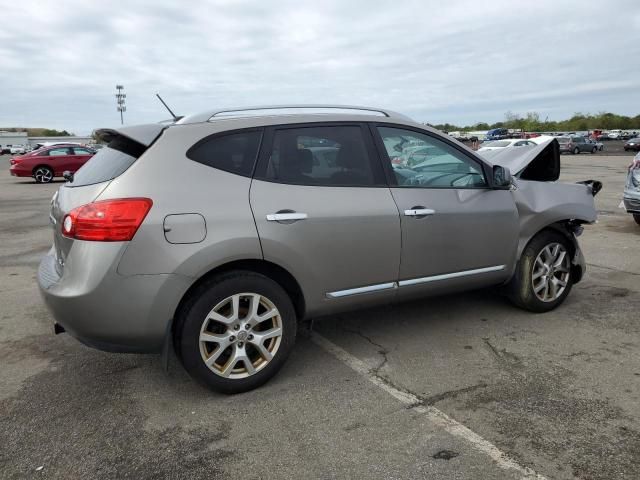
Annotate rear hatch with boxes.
[50,124,164,275]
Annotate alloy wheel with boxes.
[532,242,570,302]
[199,293,283,379]
[34,167,53,183]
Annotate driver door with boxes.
[371,125,519,298]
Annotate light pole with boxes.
[115,85,126,125]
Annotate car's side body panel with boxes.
[36,109,600,355]
[250,179,402,317]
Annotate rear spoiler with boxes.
[93,123,166,147]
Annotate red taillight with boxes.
[62,198,153,242]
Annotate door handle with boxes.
[266,212,308,222]
[404,207,435,217]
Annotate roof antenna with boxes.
[155,93,179,120]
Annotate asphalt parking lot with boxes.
[1,151,639,479]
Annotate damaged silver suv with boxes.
[38,105,600,393]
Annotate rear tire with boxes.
[633,214,640,226]
[573,147,580,155]
[176,270,297,394]
[33,166,54,183]
[507,231,574,313]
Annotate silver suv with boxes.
[38,105,600,393]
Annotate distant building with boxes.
[0,131,28,148]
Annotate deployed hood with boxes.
[478,138,560,182]
[93,123,166,147]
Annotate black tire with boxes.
[634,214,640,226]
[33,166,53,183]
[573,147,580,155]
[591,147,597,154]
[506,231,574,313]
[176,270,297,394]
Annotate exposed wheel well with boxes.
[172,259,306,335]
[32,164,53,175]
[524,221,583,283]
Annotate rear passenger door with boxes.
[70,147,94,171]
[46,147,75,175]
[250,123,401,316]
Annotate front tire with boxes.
[591,147,597,154]
[633,214,640,226]
[507,231,573,312]
[176,271,297,394]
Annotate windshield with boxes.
[69,136,145,187]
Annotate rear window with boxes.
[69,136,145,187]
[187,129,263,177]
[557,137,571,143]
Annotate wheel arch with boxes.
[172,259,307,337]
[31,164,54,175]
[516,220,585,284]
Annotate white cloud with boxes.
[0,0,638,133]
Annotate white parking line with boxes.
[310,332,547,480]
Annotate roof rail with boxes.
[176,105,413,124]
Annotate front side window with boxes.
[263,126,379,186]
[187,130,262,177]
[377,127,487,188]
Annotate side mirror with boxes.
[63,170,74,183]
[492,165,512,189]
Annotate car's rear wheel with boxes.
[573,147,580,154]
[33,166,54,183]
[176,271,297,394]
[633,214,640,226]
[507,231,573,312]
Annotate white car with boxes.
[478,139,537,152]
[9,145,27,154]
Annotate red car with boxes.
[9,144,95,183]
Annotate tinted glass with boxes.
[187,130,262,177]
[264,126,377,186]
[49,148,71,156]
[73,147,93,155]
[70,136,145,187]
[377,127,486,188]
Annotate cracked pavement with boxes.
[1,152,640,479]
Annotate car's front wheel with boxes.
[507,231,574,312]
[176,271,297,394]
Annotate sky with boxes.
[1,0,639,134]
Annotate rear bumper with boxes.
[38,245,192,353]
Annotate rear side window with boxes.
[69,136,145,187]
[187,130,262,177]
[261,125,381,186]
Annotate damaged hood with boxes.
[478,138,560,182]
